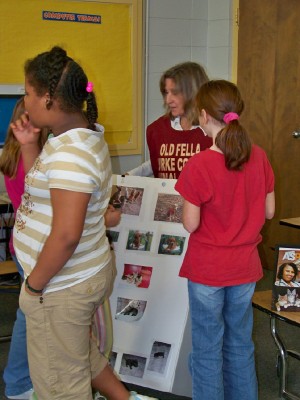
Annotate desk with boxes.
[252,290,300,400]
[280,217,300,229]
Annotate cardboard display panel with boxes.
[108,175,192,396]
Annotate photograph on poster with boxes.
[272,245,300,311]
[109,185,144,216]
[115,298,147,322]
[109,351,117,370]
[147,341,171,374]
[126,230,153,251]
[121,264,153,289]
[119,353,147,378]
[158,234,186,256]
[106,229,120,251]
[106,229,120,243]
[153,193,183,223]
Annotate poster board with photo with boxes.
[108,175,192,395]
[271,245,300,312]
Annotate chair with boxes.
[0,259,21,343]
[0,212,20,295]
[0,259,18,274]
[0,259,21,291]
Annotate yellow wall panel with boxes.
[0,0,143,155]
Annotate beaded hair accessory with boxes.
[86,81,93,93]
[223,112,239,124]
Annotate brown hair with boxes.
[159,62,209,125]
[196,80,252,170]
[0,97,48,178]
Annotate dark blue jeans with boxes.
[3,256,32,396]
[188,280,258,400]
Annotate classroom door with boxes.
[237,0,300,269]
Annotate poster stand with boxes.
[108,175,192,396]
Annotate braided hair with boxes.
[24,46,98,129]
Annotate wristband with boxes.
[25,277,43,294]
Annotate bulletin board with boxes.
[107,175,192,396]
[0,0,143,156]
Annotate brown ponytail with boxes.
[196,80,252,170]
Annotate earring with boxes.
[45,99,52,110]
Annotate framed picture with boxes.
[271,245,300,311]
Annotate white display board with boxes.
[108,175,192,394]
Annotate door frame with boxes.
[231,0,239,83]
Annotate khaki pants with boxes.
[20,262,114,400]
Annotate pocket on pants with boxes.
[67,275,106,322]
[19,282,43,317]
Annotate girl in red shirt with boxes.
[176,80,275,400]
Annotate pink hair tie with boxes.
[86,81,93,93]
[223,112,239,124]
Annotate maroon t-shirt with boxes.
[147,116,212,179]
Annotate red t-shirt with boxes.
[147,116,212,179]
[175,145,275,286]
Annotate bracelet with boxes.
[25,277,43,294]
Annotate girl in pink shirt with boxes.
[0,97,47,400]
